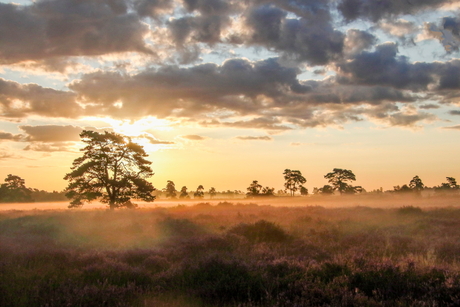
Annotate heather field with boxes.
[2,196,460,306]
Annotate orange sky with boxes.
[0,0,459,194]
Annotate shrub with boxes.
[228,220,291,243]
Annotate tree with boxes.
[165,180,177,198]
[209,187,216,199]
[435,177,459,194]
[314,185,334,195]
[194,185,204,198]
[262,186,275,196]
[409,175,425,194]
[179,186,190,198]
[246,180,262,197]
[64,130,156,209]
[0,174,33,202]
[300,185,308,196]
[283,169,306,196]
[324,168,356,195]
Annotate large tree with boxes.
[64,130,156,209]
[283,169,306,196]
[324,168,357,195]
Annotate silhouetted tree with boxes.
[262,186,275,196]
[246,180,262,197]
[324,168,356,195]
[314,185,334,195]
[435,177,459,194]
[300,186,308,196]
[165,180,177,198]
[179,186,190,198]
[0,174,33,202]
[283,169,306,196]
[409,175,425,195]
[64,131,156,209]
[208,187,216,199]
[194,185,204,198]
[393,184,412,193]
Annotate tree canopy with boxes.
[283,169,306,196]
[324,168,360,195]
[64,130,156,209]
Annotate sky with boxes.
[0,0,460,194]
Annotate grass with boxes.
[2,201,460,306]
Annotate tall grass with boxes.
[1,203,460,306]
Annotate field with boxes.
[2,194,460,306]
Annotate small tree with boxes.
[300,185,308,196]
[435,177,459,194]
[314,185,334,195]
[194,185,204,198]
[165,180,177,198]
[0,174,33,203]
[262,186,275,196]
[246,180,262,197]
[409,175,425,195]
[324,168,356,195]
[64,130,156,209]
[179,186,190,198]
[283,169,306,196]
[209,187,216,199]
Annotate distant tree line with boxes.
[4,131,459,208]
[0,174,66,203]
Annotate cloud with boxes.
[337,0,453,23]
[180,134,206,140]
[235,136,273,141]
[443,124,460,129]
[0,78,82,118]
[243,4,345,65]
[0,0,152,65]
[426,16,460,52]
[449,110,460,115]
[141,134,175,144]
[0,131,21,141]
[419,103,440,109]
[23,143,75,152]
[70,57,307,119]
[344,29,377,56]
[19,125,82,142]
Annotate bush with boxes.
[228,220,291,243]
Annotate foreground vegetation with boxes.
[2,202,460,306]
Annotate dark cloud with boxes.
[0,78,82,118]
[182,0,234,16]
[344,29,377,56]
[244,4,345,65]
[0,131,21,141]
[181,134,206,140]
[0,0,152,64]
[449,110,460,115]
[135,0,174,17]
[235,135,272,141]
[419,104,440,109]
[337,43,460,92]
[70,58,307,119]
[19,125,82,142]
[168,15,231,45]
[337,0,453,23]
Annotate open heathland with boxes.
[2,196,460,306]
